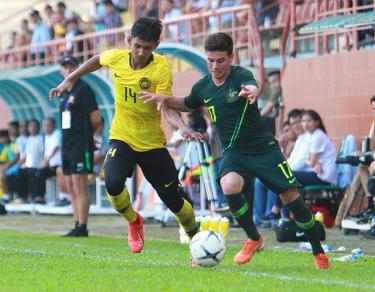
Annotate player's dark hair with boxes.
[131,17,162,43]
[303,109,327,133]
[204,32,233,55]
[370,95,375,104]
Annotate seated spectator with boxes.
[292,110,337,186]
[0,130,17,202]
[21,119,45,203]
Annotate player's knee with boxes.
[105,175,126,196]
[279,188,300,204]
[220,175,242,194]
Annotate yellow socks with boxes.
[107,188,137,223]
[174,199,197,238]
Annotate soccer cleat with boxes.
[75,228,89,237]
[314,253,330,269]
[128,212,144,253]
[62,228,78,237]
[233,235,264,265]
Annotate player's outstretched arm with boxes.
[49,55,103,100]
[162,106,205,142]
[139,92,191,112]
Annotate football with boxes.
[189,231,226,267]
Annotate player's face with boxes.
[206,51,233,81]
[60,64,77,78]
[127,36,158,64]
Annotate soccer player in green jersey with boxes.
[140,32,329,269]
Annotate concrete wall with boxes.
[282,50,375,148]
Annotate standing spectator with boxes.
[259,70,282,135]
[29,9,52,63]
[20,19,33,45]
[65,18,83,55]
[4,32,18,64]
[0,130,17,202]
[95,0,123,46]
[161,0,189,43]
[44,4,55,38]
[14,121,29,202]
[58,56,101,237]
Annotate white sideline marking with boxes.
[1,246,374,290]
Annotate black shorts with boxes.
[218,148,301,194]
[62,149,93,175]
[104,139,178,192]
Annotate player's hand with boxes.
[139,91,166,111]
[49,78,74,100]
[180,126,205,142]
[239,85,258,104]
[313,163,322,175]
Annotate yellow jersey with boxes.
[100,49,172,151]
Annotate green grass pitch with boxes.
[0,230,374,291]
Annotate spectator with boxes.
[160,0,189,43]
[209,0,236,30]
[22,119,45,203]
[357,96,375,225]
[65,18,84,55]
[29,9,52,63]
[95,0,123,46]
[41,117,62,179]
[4,31,18,63]
[0,130,17,202]
[259,70,282,135]
[292,110,337,186]
[20,19,33,45]
[44,4,55,38]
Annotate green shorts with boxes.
[218,148,301,194]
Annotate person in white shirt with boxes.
[21,119,45,203]
[292,110,337,185]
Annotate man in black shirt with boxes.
[59,56,102,237]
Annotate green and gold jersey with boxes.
[100,49,172,151]
[185,66,278,154]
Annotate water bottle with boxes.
[200,216,210,231]
[218,217,230,240]
[297,242,312,251]
[351,248,364,256]
[322,244,333,253]
[332,254,358,262]
[209,216,220,232]
[315,211,324,224]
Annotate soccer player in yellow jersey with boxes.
[50,17,202,254]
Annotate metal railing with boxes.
[0,4,265,87]
[285,0,375,58]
